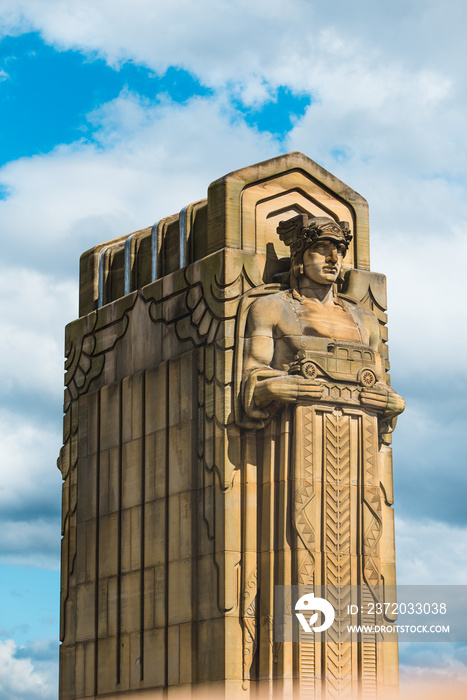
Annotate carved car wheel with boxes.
[301,361,318,380]
[359,368,377,387]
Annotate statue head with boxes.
[277,214,352,288]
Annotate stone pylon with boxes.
[59,152,401,699]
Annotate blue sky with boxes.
[0,1,466,698]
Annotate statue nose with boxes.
[327,247,338,262]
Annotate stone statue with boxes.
[242,214,405,426]
[238,214,405,697]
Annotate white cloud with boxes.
[0,0,463,92]
[0,0,308,90]
[0,518,60,568]
[0,408,61,522]
[399,646,467,700]
[0,264,76,400]
[373,225,467,381]
[0,639,56,700]
[0,0,462,130]
[0,92,280,274]
[396,516,467,585]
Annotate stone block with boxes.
[168,354,194,427]
[154,564,166,629]
[118,632,131,691]
[96,636,117,694]
[62,589,77,646]
[143,567,155,630]
[98,448,110,516]
[144,429,167,502]
[179,490,193,560]
[59,645,75,700]
[224,616,243,681]
[77,395,89,458]
[122,438,143,510]
[168,493,180,562]
[108,445,120,513]
[100,382,120,452]
[144,498,168,566]
[121,571,141,634]
[75,519,96,584]
[167,625,180,686]
[122,372,145,442]
[145,364,167,434]
[168,421,195,495]
[97,579,108,638]
[76,455,97,524]
[107,576,118,637]
[76,583,95,641]
[142,627,165,688]
[144,498,166,568]
[129,631,142,688]
[121,505,142,573]
[196,618,225,682]
[84,640,96,696]
[195,484,214,559]
[74,642,85,698]
[179,622,194,686]
[168,559,192,625]
[196,554,223,622]
[98,513,118,579]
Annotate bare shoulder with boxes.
[339,296,381,348]
[246,291,290,333]
[339,296,377,323]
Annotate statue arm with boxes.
[242,297,323,420]
[359,310,405,420]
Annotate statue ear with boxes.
[293,263,304,277]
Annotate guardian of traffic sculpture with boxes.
[59,153,403,699]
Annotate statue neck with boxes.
[293,277,335,305]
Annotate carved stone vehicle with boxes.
[288,340,378,387]
[59,152,404,700]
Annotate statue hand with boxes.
[255,375,324,406]
[359,382,405,417]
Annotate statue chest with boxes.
[293,298,362,343]
[271,293,372,370]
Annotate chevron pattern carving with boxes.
[325,645,352,700]
[323,410,353,698]
[324,410,351,584]
[294,406,316,585]
[362,413,377,485]
[362,414,383,588]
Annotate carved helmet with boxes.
[277,214,352,259]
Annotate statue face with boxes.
[302,239,345,285]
